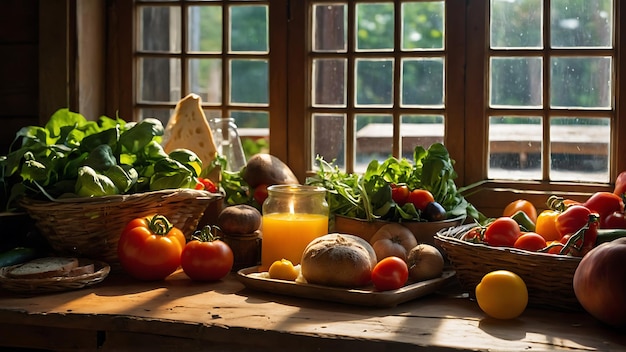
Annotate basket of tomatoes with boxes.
[435,190,626,311]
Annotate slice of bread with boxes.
[68,263,95,277]
[7,257,79,279]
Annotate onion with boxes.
[406,244,444,282]
[573,237,626,328]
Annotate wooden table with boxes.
[0,269,624,352]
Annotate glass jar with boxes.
[261,184,329,270]
[209,117,246,171]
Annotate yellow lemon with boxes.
[268,259,299,281]
[475,270,528,319]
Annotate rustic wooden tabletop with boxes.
[0,269,624,351]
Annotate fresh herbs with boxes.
[1,108,203,210]
[306,143,481,222]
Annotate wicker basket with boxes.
[434,225,582,311]
[19,189,222,265]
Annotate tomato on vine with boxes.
[118,214,186,281]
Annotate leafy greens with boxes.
[305,143,481,222]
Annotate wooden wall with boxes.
[0,0,40,155]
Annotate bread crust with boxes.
[7,257,79,279]
[301,233,377,288]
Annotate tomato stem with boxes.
[558,213,599,255]
[148,215,174,236]
[192,225,221,242]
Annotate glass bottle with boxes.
[261,184,329,270]
[209,117,247,171]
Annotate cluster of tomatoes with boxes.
[117,214,234,281]
[464,185,626,257]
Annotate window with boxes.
[486,0,614,183]
[133,0,277,161]
[117,0,625,214]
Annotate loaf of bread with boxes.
[7,257,79,279]
[300,233,377,288]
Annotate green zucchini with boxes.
[595,229,626,246]
[0,247,41,268]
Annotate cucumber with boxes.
[595,229,626,246]
[0,247,41,268]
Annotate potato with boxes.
[242,153,299,189]
[406,244,444,282]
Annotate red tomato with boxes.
[602,211,626,229]
[391,184,410,206]
[584,192,624,222]
[118,215,186,281]
[555,205,592,238]
[503,199,538,223]
[407,189,435,211]
[253,184,269,205]
[371,256,409,291]
[195,177,218,192]
[514,232,547,252]
[181,226,234,281]
[614,171,626,196]
[483,217,521,247]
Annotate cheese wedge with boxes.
[162,93,219,179]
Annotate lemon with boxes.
[268,259,299,281]
[475,270,528,319]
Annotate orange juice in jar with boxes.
[261,185,328,270]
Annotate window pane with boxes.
[355,114,393,172]
[313,4,347,52]
[230,5,268,53]
[138,57,181,103]
[313,114,346,169]
[313,59,347,107]
[550,117,609,182]
[400,115,444,160]
[356,3,394,52]
[490,0,542,49]
[402,1,445,50]
[490,57,542,107]
[550,57,612,109]
[230,59,268,105]
[401,58,444,107]
[138,108,174,126]
[230,110,270,156]
[355,59,394,107]
[188,6,222,53]
[488,116,542,180]
[138,6,181,52]
[188,59,222,104]
[551,0,612,48]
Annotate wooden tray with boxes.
[237,267,455,308]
